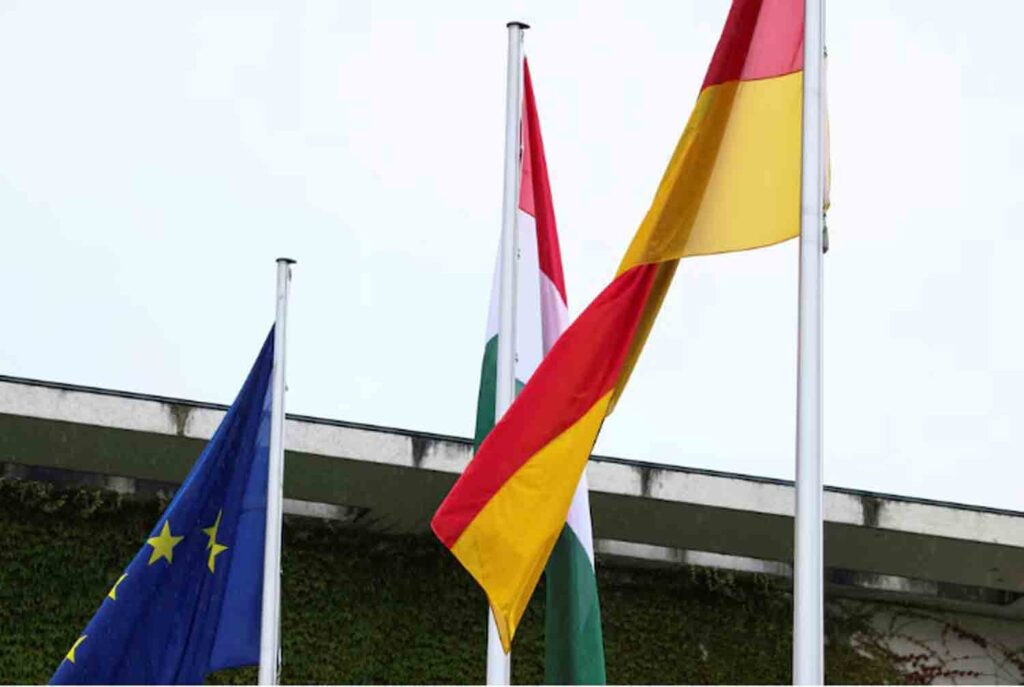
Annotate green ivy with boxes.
[0,479,906,684]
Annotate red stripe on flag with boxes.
[520,59,568,304]
[432,263,658,547]
[702,0,803,89]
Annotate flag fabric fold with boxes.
[51,330,275,685]
[432,0,804,652]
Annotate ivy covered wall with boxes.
[0,479,913,684]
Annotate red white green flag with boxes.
[470,59,606,683]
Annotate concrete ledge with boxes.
[3,374,1024,610]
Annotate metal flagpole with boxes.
[793,0,825,684]
[259,257,295,685]
[488,19,528,687]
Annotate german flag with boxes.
[432,0,805,651]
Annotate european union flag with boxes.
[52,329,276,684]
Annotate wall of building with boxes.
[866,608,1024,684]
[2,476,1020,685]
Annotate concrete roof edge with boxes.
[2,374,1022,520]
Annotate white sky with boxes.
[1,1,1022,511]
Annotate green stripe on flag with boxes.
[474,335,499,452]
[545,524,607,685]
[475,334,526,452]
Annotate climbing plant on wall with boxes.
[0,477,931,684]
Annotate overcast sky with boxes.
[1,1,1022,511]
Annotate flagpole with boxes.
[488,19,528,687]
[259,257,295,686]
[793,0,825,684]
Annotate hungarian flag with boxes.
[434,0,804,652]
[470,60,607,683]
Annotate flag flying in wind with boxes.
[468,59,607,683]
[471,60,567,453]
[51,330,275,685]
[432,0,804,652]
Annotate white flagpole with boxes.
[259,257,295,686]
[488,19,527,687]
[793,0,825,684]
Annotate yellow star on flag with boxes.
[202,510,229,573]
[146,520,183,565]
[65,635,86,664]
[107,573,128,600]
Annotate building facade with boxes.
[1,376,1022,684]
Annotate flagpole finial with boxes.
[506,21,530,30]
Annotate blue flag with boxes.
[52,329,276,684]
